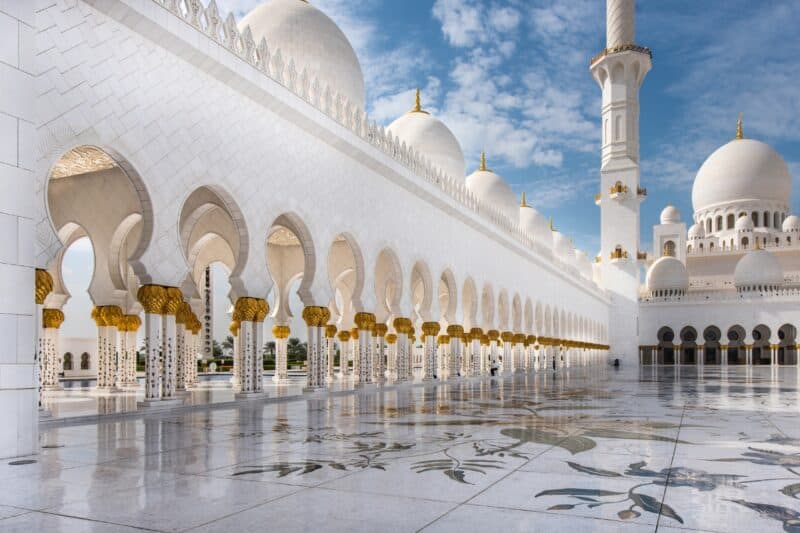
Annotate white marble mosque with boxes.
[0,0,798,531]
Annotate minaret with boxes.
[590,0,651,363]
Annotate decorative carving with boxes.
[373,323,388,337]
[487,330,500,341]
[446,325,464,337]
[137,285,166,314]
[385,333,397,344]
[325,324,337,338]
[336,330,350,342]
[42,309,65,329]
[421,321,440,336]
[35,269,53,305]
[272,325,290,339]
[162,287,183,315]
[437,335,450,345]
[354,312,376,331]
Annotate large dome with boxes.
[692,138,791,213]
[646,257,689,293]
[239,0,365,109]
[387,92,465,180]
[466,153,518,223]
[519,197,550,245]
[734,249,783,290]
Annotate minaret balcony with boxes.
[609,181,629,201]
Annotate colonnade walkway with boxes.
[5,365,800,532]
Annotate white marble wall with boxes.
[0,1,37,459]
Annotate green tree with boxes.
[221,335,234,354]
[212,340,223,357]
[263,341,276,360]
[286,337,307,362]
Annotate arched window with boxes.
[80,352,90,370]
[774,212,781,229]
[742,237,749,249]
[687,244,692,253]
[727,214,735,229]
[63,352,73,371]
[763,211,769,227]
[663,240,676,257]
[706,219,712,233]
[716,216,723,231]
[751,212,758,226]
[709,242,714,249]
[699,243,704,250]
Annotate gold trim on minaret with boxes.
[520,192,528,208]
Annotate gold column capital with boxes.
[501,331,514,343]
[373,323,388,337]
[175,302,193,325]
[469,327,483,340]
[302,305,328,327]
[437,334,450,345]
[480,334,489,346]
[337,330,351,342]
[385,333,397,344]
[354,312,376,330]
[35,269,53,305]
[393,317,413,334]
[446,324,464,337]
[421,321,440,336]
[162,287,183,315]
[137,285,167,314]
[350,328,360,340]
[42,308,65,329]
[272,325,290,339]
[487,329,500,341]
[230,321,240,336]
[325,324,337,338]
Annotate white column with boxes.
[41,310,64,390]
[325,326,337,383]
[303,306,328,391]
[354,313,375,385]
[396,318,415,382]
[502,333,514,374]
[231,323,241,390]
[175,321,186,392]
[374,324,387,383]
[273,325,290,382]
[138,285,167,403]
[421,322,440,380]
[447,326,463,378]
[336,331,350,378]
[386,334,397,379]
[469,329,482,377]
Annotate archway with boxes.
[461,277,478,330]
[702,326,721,365]
[726,325,746,365]
[374,248,403,325]
[657,326,675,364]
[410,261,433,326]
[438,269,458,327]
[480,283,495,331]
[778,324,797,365]
[752,324,771,365]
[679,326,697,364]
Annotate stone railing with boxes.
[687,238,800,256]
[590,43,652,66]
[150,0,601,293]
[640,286,800,304]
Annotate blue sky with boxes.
[60,0,800,340]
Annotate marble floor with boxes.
[3,365,800,532]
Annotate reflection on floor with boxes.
[4,366,800,532]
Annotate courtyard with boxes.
[1,367,799,532]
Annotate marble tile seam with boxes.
[655,402,687,533]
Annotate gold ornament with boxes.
[487,329,500,341]
[385,333,397,344]
[175,302,193,325]
[421,321,440,336]
[302,306,327,327]
[325,324,338,338]
[446,324,464,337]
[254,299,269,322]
[393,317,413,335]
[350,328,359,340]
[229,321,240,336]
[354,312,376,331]
[35,269,54,305]
[337,330,351,342]
[42,308,65,329]
[162,287,183,315]
[272,325,290,339]
[437,334,450,345]
[137,285,167,314]
[501,331,514,343]
[373,323,388,337]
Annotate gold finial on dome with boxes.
[479,151,489,171]
[410,88,429,114]
[520,192,528,208]
[549,217,555,231]
[736,113,744,140]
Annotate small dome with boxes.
[688,223,705,239]
[692,137,791,214]
[734,249,783,289]
[646,257,689,293]
[660,205,681,224]
[466,153,518,223]
[782,215,800,232]
[240,0,365,109]
[387,92,465,180]
[519,196,549,244]
[735,215,754,231]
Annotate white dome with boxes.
[646,257,689,293]
[734,215,754,231]
[519,200,549,244]
[688,223,705,239]
[692,138,791,213]
[734,249,783,289]
[466,155,518,223]
[240,0,365,109]
[387,97,465,180]
[660,205,681,224]
[783,215,800,232]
